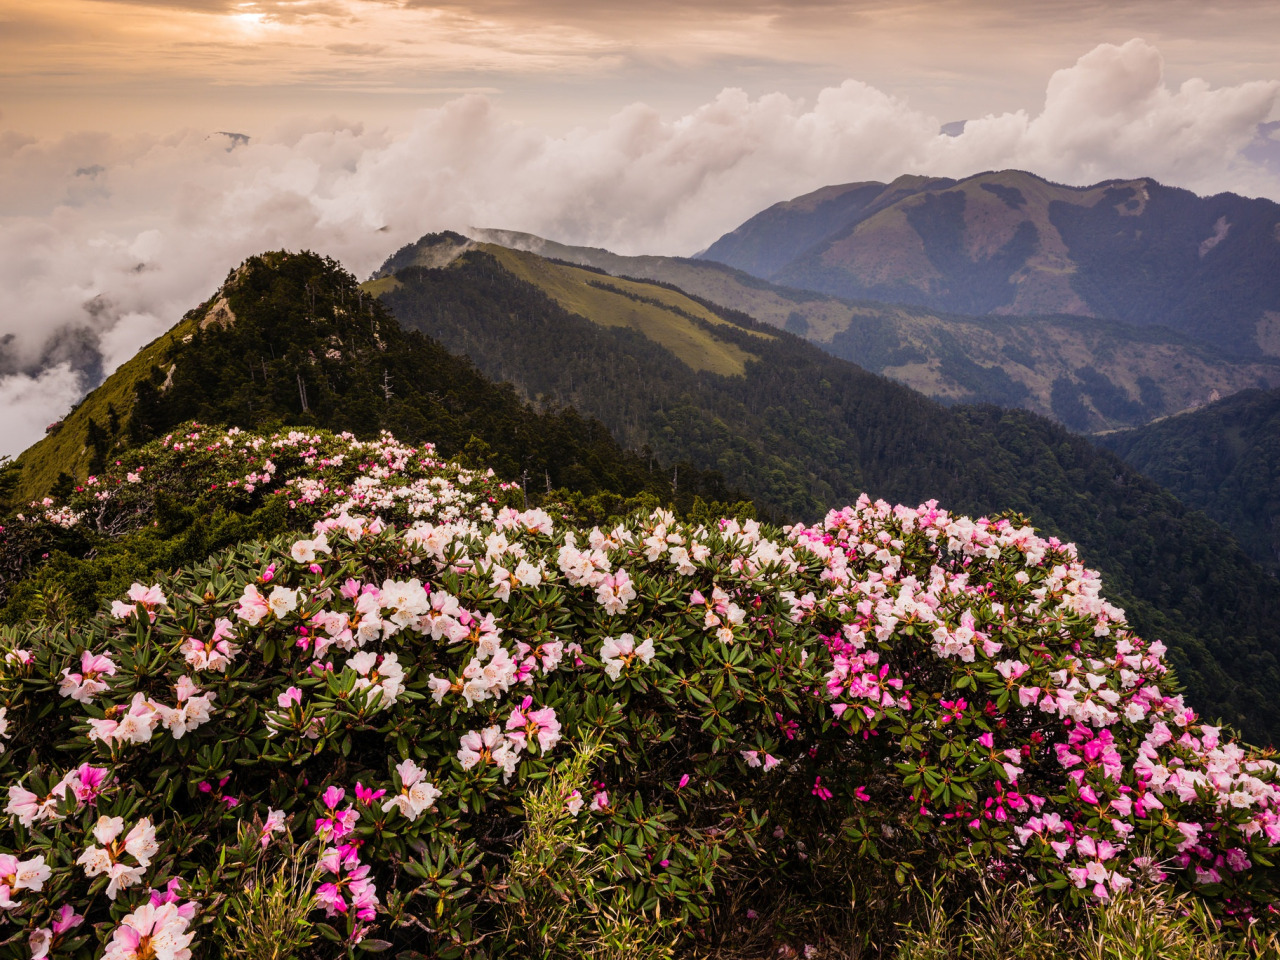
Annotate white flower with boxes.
[267,586,299,619]
[380,759,442,821]
[347,651,405,709]
[101,902,195,960]
[599,633,656,681]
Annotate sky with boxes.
[2,1,1280,455]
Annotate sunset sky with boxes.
[2,1,1280,454]
[4,1,1280,135]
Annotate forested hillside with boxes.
[375,237,1280,743]
[472,228,1280,431]
[1099,387,1280,571]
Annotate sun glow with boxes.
[230,8,269,30]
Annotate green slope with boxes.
[469,228,1280,431]
[374,236,1280,744]
[14,312,203,505]
[5,249,740,521]
[1098,387,1280,571]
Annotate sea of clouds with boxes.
[1,38,1278,457]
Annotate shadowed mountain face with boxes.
[372,233,1280,743]
[697,171,1280,359]
[471,228,1280,433]
[1099,387,1280,572]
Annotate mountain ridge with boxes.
[467,227,1280,431]
[1098,386,1280,571]
[697,169,1280,359]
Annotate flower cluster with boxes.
[1,432,1278,957]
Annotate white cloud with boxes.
[0,364,87,460]
[0,38,1277,456]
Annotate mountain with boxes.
[472,228,1280,431]
[4,250,745,618]
[697,170,1280,360]
[1098,387,1280,571]
[371,233,1280,743]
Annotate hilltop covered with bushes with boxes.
[0,424,1278,958]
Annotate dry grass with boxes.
[481,245,767,377]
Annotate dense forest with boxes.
[1099,386,1280,571]
[378,243,1280,743]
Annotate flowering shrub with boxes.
[0,424,518,619]
[0,433,1278,956]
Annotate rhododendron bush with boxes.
[0,432,1278,957]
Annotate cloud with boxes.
[0,38,1277,457]
[0,365,86,460]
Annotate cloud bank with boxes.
[1,38,1277,457]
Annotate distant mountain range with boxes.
[369,231,1280,741]
[696,170,1280,361]
[472,227,1280,432]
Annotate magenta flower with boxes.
[355,782,386,805]
[811,776,833,802]
[322,786,346,810]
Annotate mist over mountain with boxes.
[2,39,1278,456]
[699,170,1280,360]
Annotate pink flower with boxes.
[379,760,441,822]
[506,697,562,753]
[51,905,84,936]
[70,764,109,804]
[0,853,51,912]
[316,857,379,922]
[355,782,386,805]
[101,902,195,960]
[110,584,167,622]
[29,927,51,959]
[260,808,287,847]
[811,777,833,802]
[322,786,346,810]
[277,687,302,708]
[149,880,198,920]
[58,650,117,703]
[234,584,271,625]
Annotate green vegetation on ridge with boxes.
[2,250,748,621]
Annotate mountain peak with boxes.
[697,169,1280,352]
[374,231,474,278]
